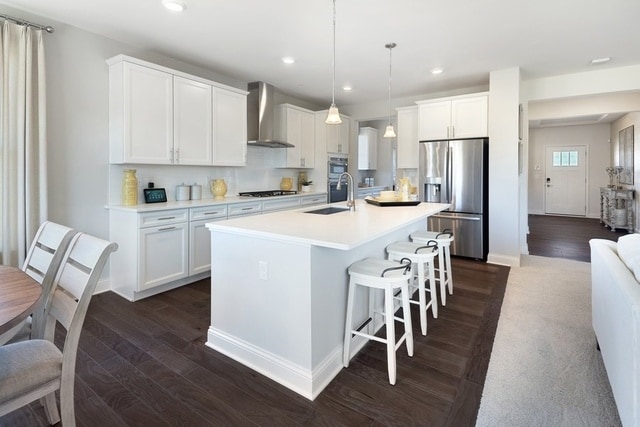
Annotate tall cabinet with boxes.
[275,104,316,168]
[396,106,419,169]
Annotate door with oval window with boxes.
[545,145,587,216]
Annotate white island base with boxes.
[206,200,449,400]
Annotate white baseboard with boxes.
[487,252,521,267]
[206,327,345,401]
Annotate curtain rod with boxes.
[0,13,54,33]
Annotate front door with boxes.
[545,145,587,216]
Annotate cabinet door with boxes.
[324,113,350,154]
[418,100,451,141]
[213,88,247,166]
[139,222,188,291]
[358,127,378,170]
[397,107,419,169]
[284,107,302,167]
[189,219,212,276]
[451,96,488,138]
[173,76,213,165]
[119,62,174,164]
[299,110,315,168]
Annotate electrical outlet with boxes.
[259,261,268,280]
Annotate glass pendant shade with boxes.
[326,104,342,124]
[383,125,396,138]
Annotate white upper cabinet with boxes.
[397,106,419,169]
[107,55,247,166]
[417,93,488,141]
[173,76,213,165]
[358,127,378,170]
[213,87,247,166]
[275,104,315,168]
[316,111,351,155]
[109,61,174,164]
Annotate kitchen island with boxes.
[206,199,449,399]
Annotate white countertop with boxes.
[105,191,327,213]
[207,199,450,250]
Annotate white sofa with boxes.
[590,235,640,427]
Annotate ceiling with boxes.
[1,0,640,109]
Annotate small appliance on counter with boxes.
[143,182,167,203]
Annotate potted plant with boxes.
[301,180,313,193]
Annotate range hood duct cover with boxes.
[247,81,294,148]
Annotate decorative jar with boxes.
[280,177,293,191]
[210,179,227,199]
[122,169,138,206]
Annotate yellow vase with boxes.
[122,169,138,206]
[280,177,293,191]
[210,179,227,199]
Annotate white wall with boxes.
[487,68,521,266]
[528,124,611,218]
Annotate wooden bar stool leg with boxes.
[400,281,414,357]
[427,258,438,319]
[416,261,428,335]
[445,245,453,296]
[384,286,397,385]
[436,244,447,306]
[343,277,356,368]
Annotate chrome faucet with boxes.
[336,172,355,211]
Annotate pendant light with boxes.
[325,0,342,124]
[383,42,397,138]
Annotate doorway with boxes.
[544,145,587,216]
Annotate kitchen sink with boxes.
[304,207,349,215]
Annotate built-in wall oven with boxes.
[327,156,348,203]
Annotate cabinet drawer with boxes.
[190,205,228,221]
[228,201,262,217]
[138,209,188,228]
[300,194,327,206]
[262,197,300,212]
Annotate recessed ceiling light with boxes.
[590,57,611,65]
[282,57,295,64]
[342,85,352,92]
[162,0,186,12]
[431,67,443,75]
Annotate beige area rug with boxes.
[476,255,621,426]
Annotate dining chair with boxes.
[0,232,118,426]
[0,221,77,345]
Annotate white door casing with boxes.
[545,145,587,216]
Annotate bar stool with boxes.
[386,240,439,336]
[343,257,414,385]
[410,229,454,305]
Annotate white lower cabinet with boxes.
[139,222,189,291]
[109,194,326,300]
[189,205,228,276]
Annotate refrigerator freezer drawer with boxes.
[428,213,484,259]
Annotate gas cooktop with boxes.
[238,190,298,197]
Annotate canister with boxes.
[175,184,190,201]
[190,183,202,200]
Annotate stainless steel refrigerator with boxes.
[419,138,488,259]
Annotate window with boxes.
[552,150,578,167]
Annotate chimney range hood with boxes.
[246,81,294,148]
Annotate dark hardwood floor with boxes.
[1,214,612,426]
[527,214,627,262]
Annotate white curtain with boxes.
[0,21,48,267]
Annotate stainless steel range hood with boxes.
[247,81,294,148]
